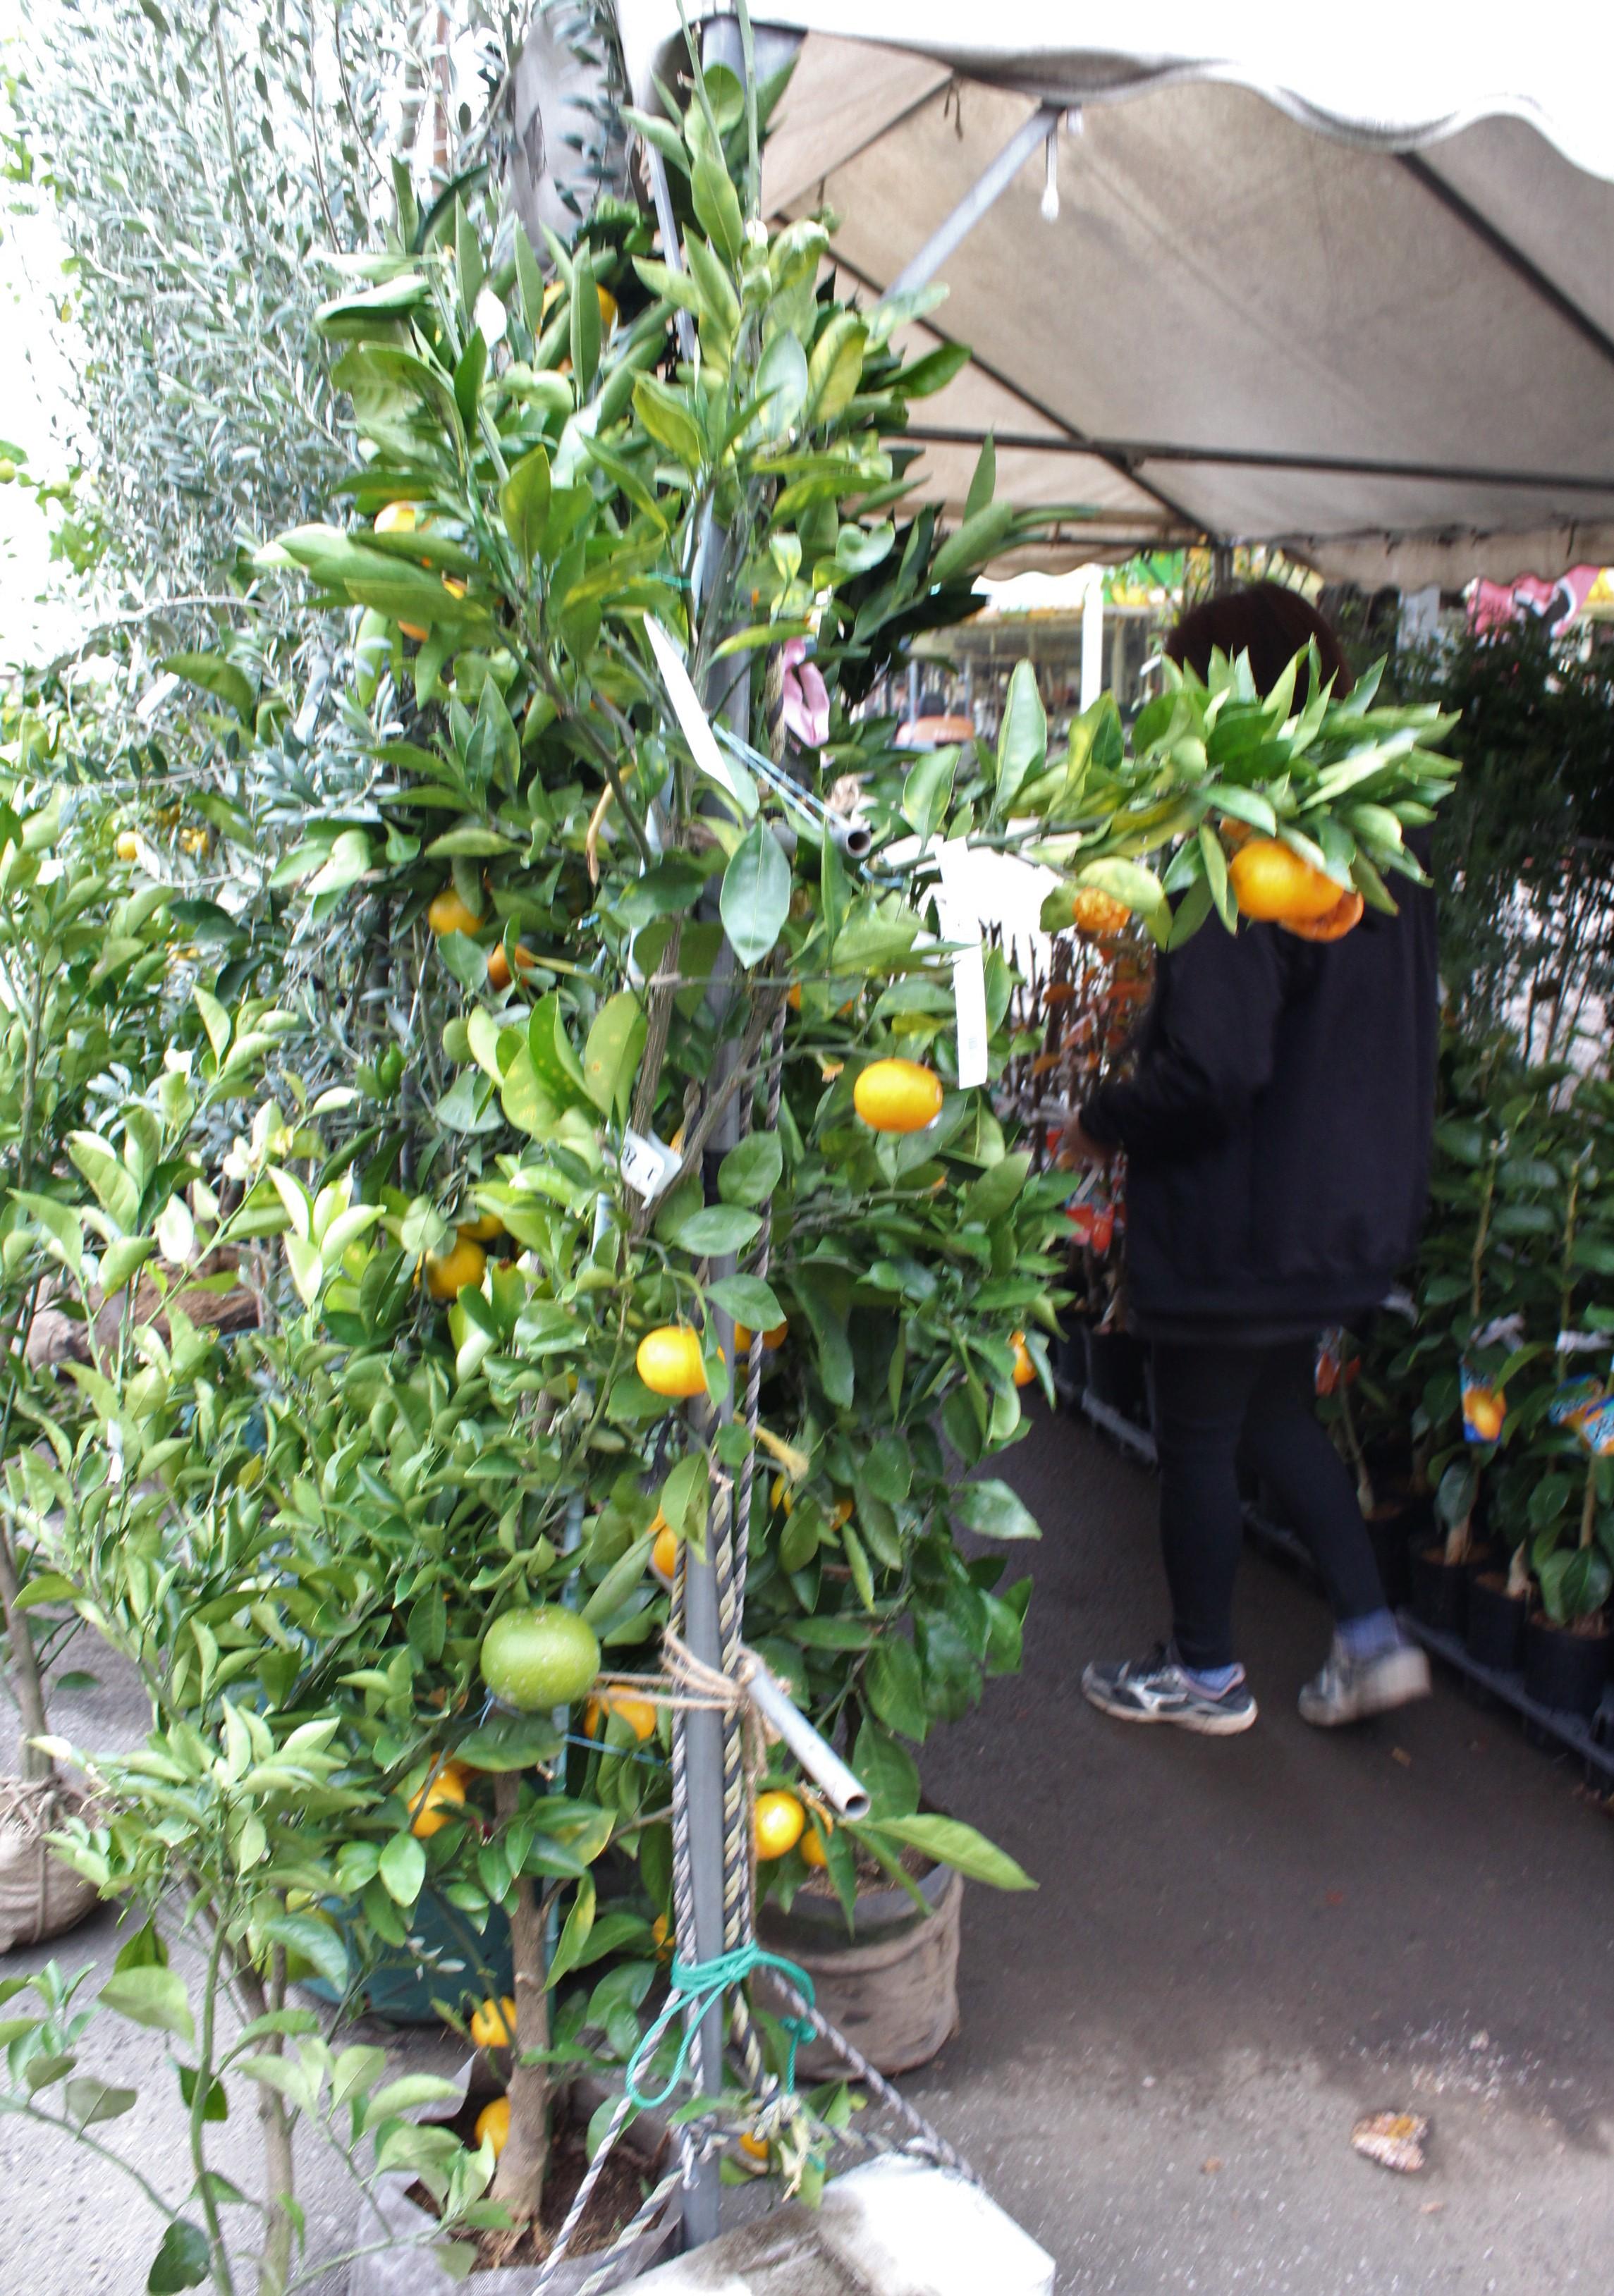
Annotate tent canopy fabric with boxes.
[615,4,1614,584]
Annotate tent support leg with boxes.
[882,102,1065,305]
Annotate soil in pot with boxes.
[1465,1573,1528,1674]
[1523,1614,1613,1719]
[407,2101,664,2274]
[757,1846,961,2078]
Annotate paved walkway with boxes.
[915,1405,1614,2293]
[5,1404,1614,2291]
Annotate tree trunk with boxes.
[489,1772,550,2226]
[0,1518,53,1784]
[236,1958,295,2295]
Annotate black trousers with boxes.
[1151,1337,1388,1671]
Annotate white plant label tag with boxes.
[619,1127,683,1200]
[644,617,745,805]
[935,844,991,1091]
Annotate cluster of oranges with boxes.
[1226,836,1364,942]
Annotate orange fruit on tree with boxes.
[652,1912,673,1962]
[754,1789,805,1860]
[408,1762,468,1838]
[487,942,536,992]
[733,1320,788,1353]
[1228,837,1343,923]
[1010,1331,1037,1387]
[738,2130,769,2161]
[469,1994,518,2049]
[787,982,802,1011]
[115,830,140,862]
[853,1058,944,1135]
[458,1213,506,1246]
[474,2097,511,2157]
[424,1235,486,1301]
[637,1325,707,1398]
[829,1497,854,1529]
[651,1518,679,1580]
[428,885,482,937]
[1070,886,1130,940]
[374,501,422,536]
[800,1814,831,1869]
[1280,888,1365,943]
[584,1690,658,1743]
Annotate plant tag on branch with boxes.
[619,1128,683,1200]
[935,843,990,1090]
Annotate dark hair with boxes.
[1165,580,1353,705]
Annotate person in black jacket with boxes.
[1071,584,1434,1736]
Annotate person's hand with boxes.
[1060,1114,1111,1167]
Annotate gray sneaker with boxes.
[1299,1636,1431,1727]
[1083,1644,1258,1736]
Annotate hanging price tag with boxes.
[936,844,990,1091]
[619,1128,682,1200]
[644,618,752,811]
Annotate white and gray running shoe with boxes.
[1298,1635,1431,1727]
[1082,1644,1258,1736]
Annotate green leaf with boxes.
[753,329,809,436]
[262,1914,348,1990]
[378,1831,427,1908]
[792,1265,853,1407]
[101,1967,194,2046]
[528,995,589,1105]
[147,2221,211,2293]
[161,651,255,723]
[570,246,601,396]
[874,1813,1035,1890]
[929,501,1015,586]
[582,992,646,1121]
[547,1874,597,1988]
[13,1191,85,1280]
[851,1719,919,1819]
[1077,858,1172,947]
[454,1714,563,1772]
[66,2075,138,2127]
[717,1132,783,1206]
[964,432,996,522]
[632,375,703,470]
[500,445,551,569]
[719,820,792,968]
[690,148,745,266]
[902,747,957,841]
[895,341,972,398]
[709,1274,785,1331]
[663,1204,763,1257]
[950,1479,1042,1541]
[865,1636,927,1741]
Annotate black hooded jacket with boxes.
[1080,880,1438,1340]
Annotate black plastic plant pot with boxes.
[1053,1312,1091,1399]
[1411,1546,1470,1636]
[1364,1502,1419,1611]
[1465,1573,1528,1674]
[1523,1615,1613,1718]
[1084,1328,1147,1423]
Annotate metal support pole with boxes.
[881,102,1065,306]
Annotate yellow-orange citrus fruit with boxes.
[442,576,468,603]
[1228,838,1343,923]
[1070,886,1131,939]
[733,1320,788,1353]
[428,885,482,937]
[458,1213,506,1245]
[738,2130,769,2161]
[585,1690,657,1743]
[474,2097,510,2157]
[637,1325,707,1398]
[829,1497,854,1530]
[1280,888,1365,943]
[469,1995,517,2049]
[754,1790,806,1860]
[800,1815,831,1869]
[786,982,802,1011]
[487,943,536,993]
[652,1912,672,1961]
[115,830,140,862]
[409,1762,467,1838]
[1010,1331,1037,1387]
[652,1520,679,1580]
[374,501,420,536]
[542,278,618,331]
[853,1058,944,1135]
[424,1236,486,1301]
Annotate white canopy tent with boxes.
[606,4,1614,585]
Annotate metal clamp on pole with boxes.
[743,1655,872,1820]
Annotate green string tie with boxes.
[624,1943,818,2109]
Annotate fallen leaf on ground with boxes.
[1202,2157,1221,2174]
[1352,2111,1429,2173]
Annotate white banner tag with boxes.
[644,617,746,806]
[619,1127,683,1200]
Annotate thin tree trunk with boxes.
[489,1772,549,2227]
[237,1957,295,2294]
[0,1518,53,1784]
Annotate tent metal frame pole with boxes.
[901,424,1614,496]
[832,250,1212,538]
[1397,153,1614,379]
[881,100,1065,305]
